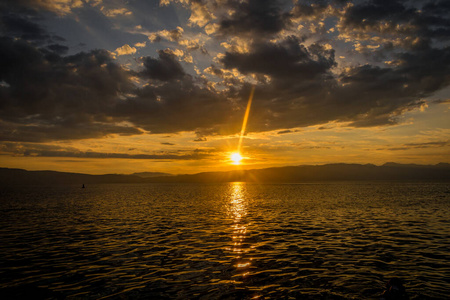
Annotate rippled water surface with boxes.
[1,182,449,299]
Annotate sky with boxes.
[0,0,449,175]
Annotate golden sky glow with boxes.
[2,103,448,175]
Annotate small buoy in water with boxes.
[82,184,85,188]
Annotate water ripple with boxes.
[0,182,449,299]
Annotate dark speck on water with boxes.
[0,182,449,299]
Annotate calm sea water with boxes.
[0,182,449,299]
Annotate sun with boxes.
[230,152,243,165]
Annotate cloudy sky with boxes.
[0,0,449,174]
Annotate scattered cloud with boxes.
[100,7,132,17]
[148,26,184,42]
[404,141,449,149]
[134,41,146,48]
[194,137,207,142]
[188,1,214,27]
[382,140,450,151]
[115,44,137,56]
[277,130,292,135]
[0,142,210,160]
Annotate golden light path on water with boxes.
[228,182,252,281]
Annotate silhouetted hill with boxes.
[0,163,449,185]
[383,162,450,169]
[132,172,172,178]
[0,168,144,186]
[145,163,450,183]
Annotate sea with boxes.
[0,182,449,299]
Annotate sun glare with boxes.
[231,152,243,165]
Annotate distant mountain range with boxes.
[132,171,172,178]
[1,163,449,185]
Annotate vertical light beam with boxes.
[237,86,255,153]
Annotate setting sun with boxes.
[230,152,243,164]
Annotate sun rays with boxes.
[229,86,255,165]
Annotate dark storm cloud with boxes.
[0,33,237,142]
[221,36,335,80]
[341,0,450,44]
[113,51,233,134]
[0,36,138,142]
[328,43,449,128]
[343,0,413,29]
[1,0,54,12]
[140,50,185,81]
[0,12,49,41]
[0,0,44,14]
[0,1,65,44]
[214,1,449,131]
[0,1,233,143]
[395,46,450,93]
[218,37,340,131]
[46,43,69,55]
[418,0,450,39]
[115,73,235,135]
[217,0,291,37]
[110,49,237,136]
[316,45,450,127]
[218,33,450,131]
[337,42,450,126]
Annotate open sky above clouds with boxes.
[0,0,449,174]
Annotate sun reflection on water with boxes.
[227,182,253,283]
[230,182,246,221]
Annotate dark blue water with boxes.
[1,182,449,299]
